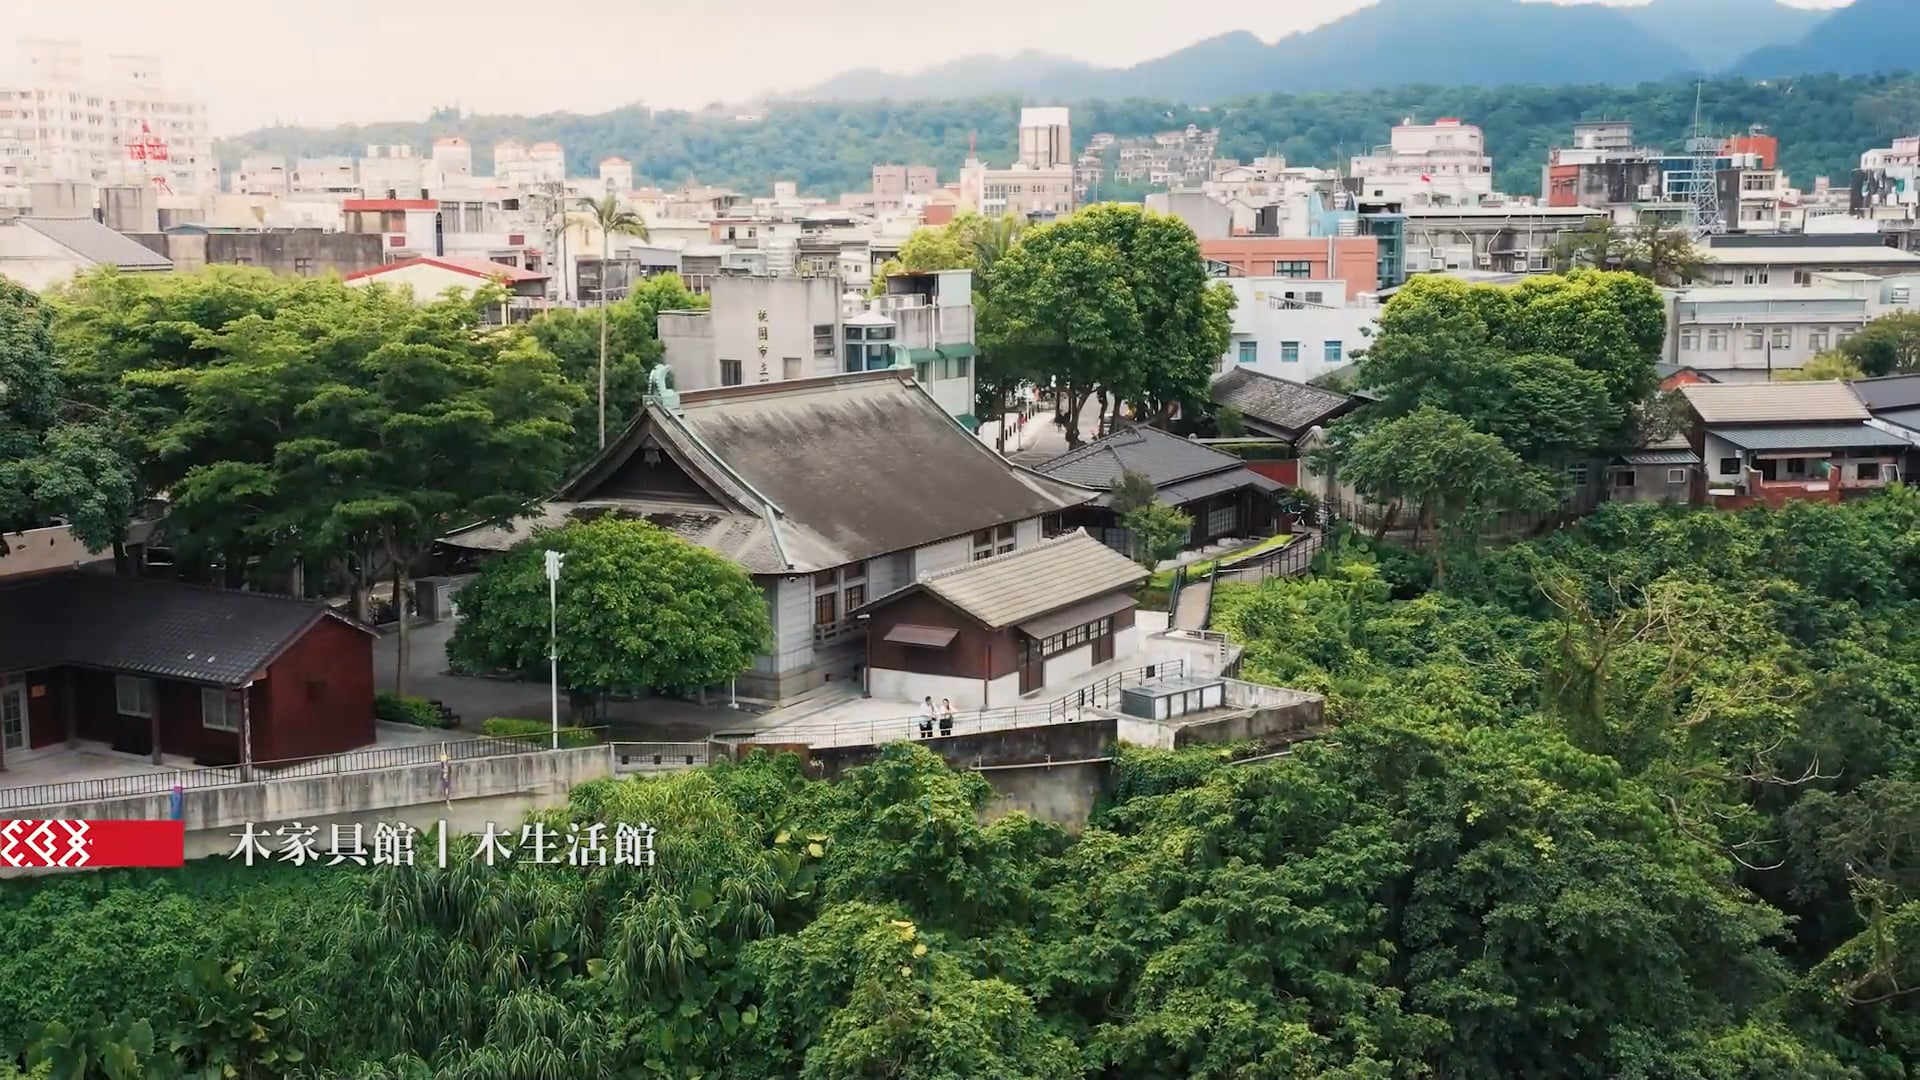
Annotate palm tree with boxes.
[576,194,650,449]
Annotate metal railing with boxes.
[0,729,606,813]
[716,661,1187,750]
[609,741,720,772]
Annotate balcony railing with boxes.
[812,618,862,646]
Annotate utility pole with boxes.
[544,549,564,749]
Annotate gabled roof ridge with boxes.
[919,527,1092,585]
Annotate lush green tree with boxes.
[1838,311,1920,377]
[449,518,771,705]
[0,278,133,558]
[1779,350,1867,382]
[1357,271,1657,459]
[983,205,1230,447]
[982,230,1141,450]
[1339,407,1555,580]
[1554,221,1704,286]
[1120,502,1192,570]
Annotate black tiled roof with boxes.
[1210,368,1361,439]
[1036,425,1242,489]
[1851,374,1920,413]
[0,573,371,687]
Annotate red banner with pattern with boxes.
[0,820,185,868]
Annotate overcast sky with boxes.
[8,0,1855,135]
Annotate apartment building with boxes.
[872,165,938,212]
[1667,286,1872,376]
[0,38,216,196]
[1697,232,1920,285]
[1349,118,1494,208]
[657,271,978,422]
[1853,135,1920,219]
[1218,277,1379,384]
[960,159,1074,220]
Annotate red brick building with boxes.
[0,573,377,771]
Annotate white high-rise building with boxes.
[1350,118,1495,208]
[1019,107,1071,171]
[0,38,216,196]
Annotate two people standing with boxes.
[917,697,954,739]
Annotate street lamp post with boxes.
[544,549,564,750]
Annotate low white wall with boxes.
[1114,626,1141,662]
[983,672,1022,708]
[870,668,991,711]
[19,747,616,864]
[1042,642,1096,689]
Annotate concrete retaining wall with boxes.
[977,759,1109,831]
[24,747,615,861]
[807,718,1117,780]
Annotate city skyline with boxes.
[11,0,1855,136]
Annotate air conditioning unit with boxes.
[1637,183,1655,200]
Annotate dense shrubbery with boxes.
[3,494,1918,1077]
[372,693,445,729]
[478,716,601,747]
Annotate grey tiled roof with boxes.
[1876,406,1920,433]
[906,529,1147,629]
[0,573,371,687]
[454,371,1098,575]
[1209,368,1360,438]
[1036,425,1243,489]
[1714,423,1913,451]
[18,217,173,271]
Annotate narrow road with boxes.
[1172,575,1214,631]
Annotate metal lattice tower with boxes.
[1679,83,1725,240]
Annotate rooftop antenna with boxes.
[1681,81,1725,241]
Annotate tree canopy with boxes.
[448,518,772,702]
[6,492,1920,1077]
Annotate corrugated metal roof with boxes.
[913,529,1146,630]
[1681,381,1868,424]
[1715,423,1912,451]
[1619,447,1701,465]
[1876,406,1920,432]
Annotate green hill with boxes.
[217,73,1920,201]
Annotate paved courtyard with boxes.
[375,617,751,742]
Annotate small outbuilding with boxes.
[853,529,1149,709]
[0,573,377,770]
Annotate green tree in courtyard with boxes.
[575,194,652,449]
[449,518,771,708]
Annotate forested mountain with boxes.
[217,72,1920,202]
[1734,0,1920,78]
[796,0,1699,102]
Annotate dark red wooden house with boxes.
[0,572,377,771]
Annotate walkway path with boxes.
[1172,575,1214,632]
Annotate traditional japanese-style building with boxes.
[1034,425,1286,558]
[0,573,377,771]
[441,369,1098,702]
[1208,368,1364,444]
[852,529,1148,709]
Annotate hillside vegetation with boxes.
[218,73,1920,202]
[3,494,1917,1078]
